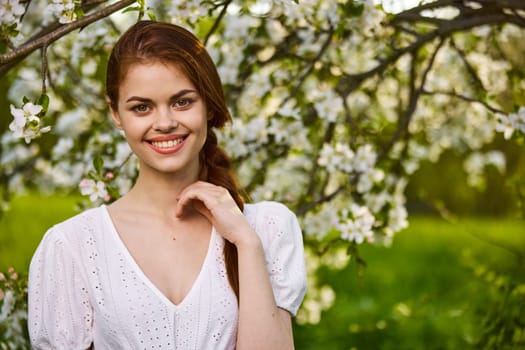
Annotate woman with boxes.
[27,21,306,349]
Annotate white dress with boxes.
[28,201,307,349]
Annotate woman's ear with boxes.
[107,98,123,129]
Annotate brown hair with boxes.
[106,21,242,299]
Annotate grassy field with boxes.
[1,194,524,349]
[0,193,81,271]
[294,216,525,349]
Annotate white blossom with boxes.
[318,142,354,173]
[353,144,377,173]
[313,89,344,123]
[496,107,525,139]
[0,290,15,323]
[387,204,408,235]
[51,137,74,160]
[485,150,506,173]
[337,204,375,244]
[0,0,25,27]
[302,205,339,238]
[464,151,506,188]
[79,178,108,202]
[9,102,50,143]
[357,168,385,193]
[364,190,391,213]
[466,52,510,94]
[46,0,76,24]
[169,0,208,24]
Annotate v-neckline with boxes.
[100,204,215,310]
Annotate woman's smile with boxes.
[147,134,188,154]
[110,62,208,177]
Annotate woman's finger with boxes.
[175,182,223,218]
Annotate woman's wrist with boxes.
[233,229,262,252]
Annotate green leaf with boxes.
[122,6,141,13]
[107,185,120,201]
[37,94,50,115]
[322,227,342,243]
[340,2,365,17]
[74,7,85,19]
[93,155,104,175]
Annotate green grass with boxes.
[0,193,81,271]
[294,216,525,349]
[1,194,524,349]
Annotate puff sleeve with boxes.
[28,226,93,350]
[251,201,307,316]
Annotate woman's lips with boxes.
[146,135,187,154]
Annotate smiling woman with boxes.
[110,62,207,175]
[27,21,307,350]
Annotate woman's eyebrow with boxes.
[125,89,197,104]
[169,89,198,101]
[125,96,152,103]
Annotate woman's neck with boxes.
[122,167,199,217]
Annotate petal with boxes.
[9,104,24,119]
[24,103,43,116]
[40,126,52,134]
[8,121,20,132]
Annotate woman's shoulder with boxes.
[42,206,107,244]
[244,201,296,218]
[243,201,301,240]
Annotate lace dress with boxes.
[28,201,307,349]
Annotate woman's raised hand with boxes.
[175,181,256,246]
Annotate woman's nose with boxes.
[153,107,178,131]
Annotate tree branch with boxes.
[203,0,233,46]
[296,185,345,217]
[421,89,507,115]
[337,8,525,98]
[0,0,135,77]
[283,27,334,107]
[379,37,446,160]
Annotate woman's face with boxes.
[110,61,208,179]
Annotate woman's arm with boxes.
[176,182,300,349]
[28,227,94,349]
[235,235,295,349]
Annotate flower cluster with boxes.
[312,89,344,123]
[9,102,51,144]
[2,0,525,329]
[318,143,354,173]
[0,267,28,349]
[337,204,375,244]
[45,0,77,24]
[169,0,209,25]
[464,151,506,189]
[496,107,525,140]
[0,0,25,29]
[79,178,109,203]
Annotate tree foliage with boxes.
[1,0,525,345]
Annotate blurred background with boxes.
[1,0,524,349]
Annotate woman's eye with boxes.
[133,104,150,113]
[174,99,193,108]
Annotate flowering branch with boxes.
[336,2,525,98]
[0,0,136,77]
[203,0,233,46]
[421,89,507,115]
[379,37,446,160]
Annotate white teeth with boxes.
[151,138,184,148]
